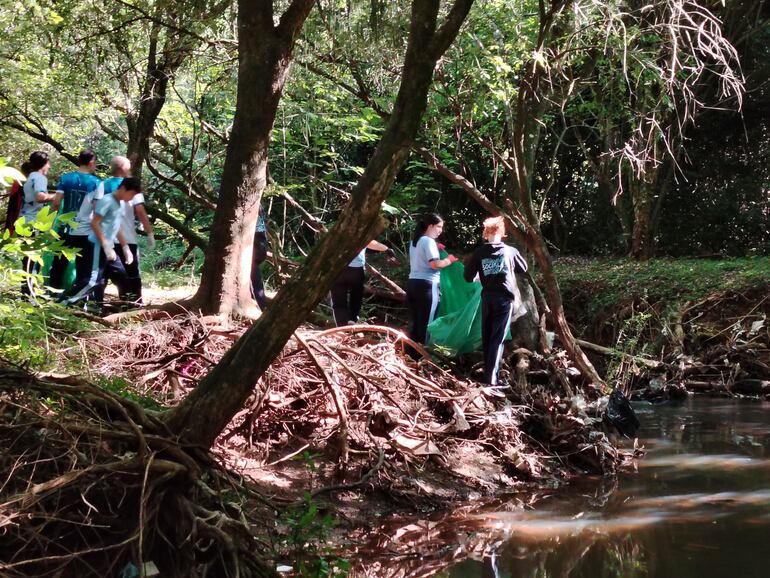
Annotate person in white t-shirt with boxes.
[19,151,57,294]
[20,151,56,222]
[407,213,458,345]
[101,156,155,304]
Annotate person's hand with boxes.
[122,245,134,266]
[437,243,446,251]
[146,233,156,250]
[101,241,117,262]
[447,254,459,264]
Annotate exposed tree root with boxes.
[78,320,632,500]
[0,365,277,578]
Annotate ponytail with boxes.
[411,213,443,247]
[28,151,49,172]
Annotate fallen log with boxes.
[576,339,664,369]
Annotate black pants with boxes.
[61,240,106,306]
[105,243,140,303]
[406,279,440,345]
[331,266,365,326]
[49,234,92,291]
[250,232,269,310]
[481,293,514,385]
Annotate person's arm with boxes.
[116,229,134,265]
[133,203,155,248]
[91,213,116,261]
[431,255,458,269]
[31,175,56,204]
[423,238,457,269]
[367,239,397,260]
[463,250,480,282]
[91,182,104,210]
[34,191,57,203]
[511,248,528,274]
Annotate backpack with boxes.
[3,180,23,234]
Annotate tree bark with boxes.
[165,0,475,448]
[183,0,315,317]
[504,0,603,386]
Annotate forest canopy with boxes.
[1,0,767,261]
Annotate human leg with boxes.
[62,239,102,305]
[348,267,366,323]
[250,233,269,310]
[481,295,514,385]
[48,234,80,290]
[331,267,355,326]
[114,243,141,303]
[406,279,438,345]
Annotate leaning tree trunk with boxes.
[506,0,603,386]
[182,0,315,317]
[165,0,476,448]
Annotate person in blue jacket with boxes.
[463,216,528,385]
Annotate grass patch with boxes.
[554,256,770,319]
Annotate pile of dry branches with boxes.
[0,365,275,578]
[633,290,770,399]
[84,320,629,495]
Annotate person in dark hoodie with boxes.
[463,216,528,385]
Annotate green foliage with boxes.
[0,208,77,291]
[98,375,163,411]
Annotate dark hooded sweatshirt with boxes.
[463,242,528,302]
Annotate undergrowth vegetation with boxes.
[555,256,769,322]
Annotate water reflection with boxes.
[352,398,770,577]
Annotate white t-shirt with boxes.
[119,193,145,244]
[70,182,105,236]
[20,171,48,221]
[409,236,441,283]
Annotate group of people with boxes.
[328,212,527,386]
[10,149,154,306]
[10,148,525,384]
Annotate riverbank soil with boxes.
[556,257,769,399]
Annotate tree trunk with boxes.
[123,17,194,178]
[629,177,655,260]
[505,0,603,386]
[165,0,476,448]
[183,0,315,317]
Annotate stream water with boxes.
[364,397,770,577]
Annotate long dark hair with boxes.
[412,213,442,247]
[28,151,49,172]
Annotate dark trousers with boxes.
[406,279,440,345]
[49,234,92,291]
[251,232,269,310]
[61,240,106,306]
[105,243,140,303]
[331,266,365,326]
[481,294,514,385]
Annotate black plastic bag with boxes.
[605,387,640,438]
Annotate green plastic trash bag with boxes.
[427,251,510,357]
[41,252,76,290]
